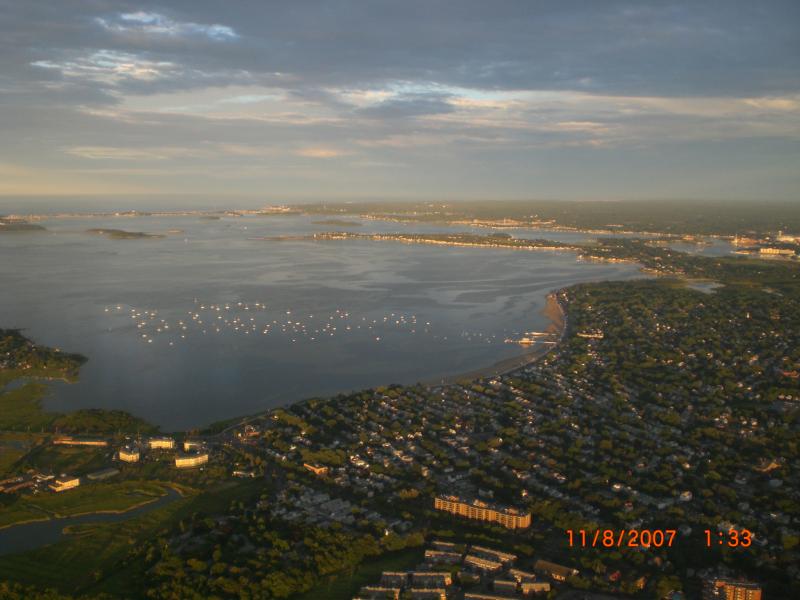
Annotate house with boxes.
[533,559,579,582]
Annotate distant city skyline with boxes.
[1,1,798,201]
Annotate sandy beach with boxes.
[424,291,566,386]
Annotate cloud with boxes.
[294,147,347,158]
[64,146,183,160]
[357,92,455,118]
[1,1,799,199]
[95,12,238,41]
[32,50,179,84]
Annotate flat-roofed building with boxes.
[521,582,551,595]
[357,586,401,600]
[759,247,795,256]
[53,436,108,447]
[424,550,462,565]
[434,495,531,530]
[464,555,503,574]
[380,572,408,588]
[464,594,511,600]
[430,540,460,552]
[147,436,175,450]
[508,568,536,583]
[533,560,579,582]
[492,579,518,595]
[409,590,446,600]
[175,453,209,468]
[410,572,452,588]
[50,476,80,492]
[119,446,140,463]
[704,578,763,600]
[470,545,517,566]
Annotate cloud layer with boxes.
[1,0,798,199]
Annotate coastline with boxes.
[423,292,566,386]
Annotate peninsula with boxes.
[85,228,165,240]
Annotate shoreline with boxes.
[423,292,566,386]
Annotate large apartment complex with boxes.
[704,578,763,600]
[434,495,531,530]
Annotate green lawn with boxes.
[20,443,111,476]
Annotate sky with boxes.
[1,0,799,202]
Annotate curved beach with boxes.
[424,291,566,385]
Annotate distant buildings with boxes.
[576,330,604,339]
[776,232,800,243]
[732,236,760,247]
[759,247,795,257]
[434,495,531,529]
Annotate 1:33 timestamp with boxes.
[705,529,752,547]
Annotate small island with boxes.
[0,218,46,233]
[312,219,363,227]
[86,228,164,240]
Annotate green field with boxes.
[0,432,43,476]
[19,444,111,477]
[0,480,173,529]
[0,381,54,431]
